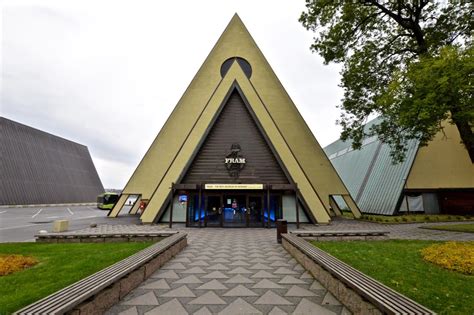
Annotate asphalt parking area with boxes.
[0,205,139,242]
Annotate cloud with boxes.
[1,1,346,188]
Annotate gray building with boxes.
[0,117,104,205]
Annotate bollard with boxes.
[276,219,287,243]
[53,220,69,232]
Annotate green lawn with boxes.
[0,242,152,314]
[421,223,474,233]
[312,240,474,315]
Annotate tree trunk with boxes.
[451,113,474,163]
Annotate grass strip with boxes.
[420,223,474,233]
[312,240,474,315]
[0,242,151,314]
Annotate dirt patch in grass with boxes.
[0,255,38,276]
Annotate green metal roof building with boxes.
[324,118,474,215]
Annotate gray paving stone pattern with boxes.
[304,218,474,241]
[106,229,348,315]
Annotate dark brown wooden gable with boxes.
[180,90,290,184]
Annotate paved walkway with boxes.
[301,218,474,241]
[106,229,348,315]
[54,217,472,241]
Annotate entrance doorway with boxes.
[223,195,247,227]
[201,193,275,227]
[183,190,284,228]
[248,195,264,227]
[206,195,222,227]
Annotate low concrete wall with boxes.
[282,238,382,315]
[37,235,166,243]
[290,230,389,242]
[301,235,388,241]
[69,237,187,314]
[15,234,187,315]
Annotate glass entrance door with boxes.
[248,195,264,227]
[202,192,278,228]
[223,195,247,227]
[206,195,222,227]
[264,195,282,227]
[186,194,202,227]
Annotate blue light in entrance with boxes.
[179,195,187,203]
[263,211,276,222]
[194,210,206,221]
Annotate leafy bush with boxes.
[421,242,474,275]
[0,255,38,276]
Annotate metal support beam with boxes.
[405,195,410,214]
[129,196,142,215]
[329,195,342,216]
[198,183,202,228]
[169,183,174,228]
[266,184,271,228]
[108,194,128,218]
[295,185,300,229]
[342,195,362,218]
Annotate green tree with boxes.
[300,0,473,162]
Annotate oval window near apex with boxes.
[220,57,252,79]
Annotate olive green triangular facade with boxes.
[109,14,360,223]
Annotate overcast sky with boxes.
[1,0,346,189]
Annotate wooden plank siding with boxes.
[181,91,289,185]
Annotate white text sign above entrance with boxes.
[225,157,246,164]
[225,143,246,178]
[204,184,264,190]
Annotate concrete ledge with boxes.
[290,230,389,241]
[282,234,434,315]
[36,231,177,243]
[15,233,187,315]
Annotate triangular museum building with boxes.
[109,15,361,226]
